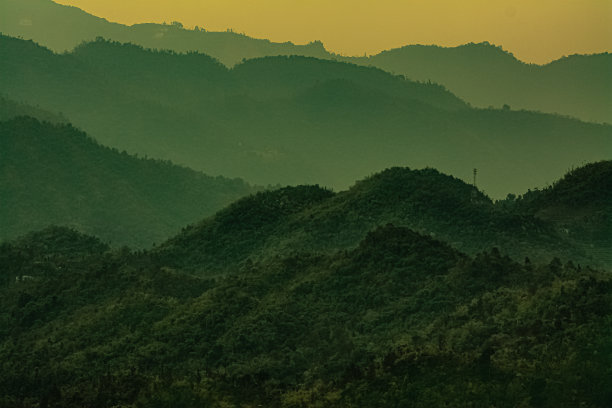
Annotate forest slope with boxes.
[157,165,610,275]
[0,224,609,407]
[513,161,612,265]
[0,117,256,247]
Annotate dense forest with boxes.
[0,192,610,406]
[0,116,257,247]
[156,165,611,274]
[2,0,610,123]
[0,2,609,406]
[0,163,610,407]
[0,35,610,197]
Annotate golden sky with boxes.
[56,0,611,64]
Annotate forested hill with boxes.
[156,165,609,275]
[1,0,610,123]
[519,161,612,209]
[1,35,610,198]
[0,117,257,247]
[0,163,609,406]
[512,161,612,265]
[0,224,609,407]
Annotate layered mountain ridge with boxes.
[1,0,610,123]
[1,35,610,198]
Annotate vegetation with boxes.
[0,35,610,197]
[0,221,609,407]
[2,0,610,123]
[351,43,612,124]
[157,166,606,275]
[509,161,612,265]
[0,4,609,405]
[0,116,257,247]
[0,161,609,406]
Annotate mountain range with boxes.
[0,2,610,405]
[0,161,609,407]
[1,0,610,124]
[155,165,604,274]
[1,34,610,198]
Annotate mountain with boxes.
[0,94,67,123]
[1,0,610,124]
[1,35,610,198]
[512,161,612,265]
[0,222,609,407]
[0,116,257,247]
[0,0,330,64]
[348,43,612,124]
[157,165,609,275]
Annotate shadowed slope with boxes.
[0,117,256,247]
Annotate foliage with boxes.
[2,0,610,122]
[1,34,610,197]
[155,166,601,275]
[0,117,257,247]
[0,224,609,407]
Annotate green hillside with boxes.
[512,161,612,265]
[1,0,610,123]
[0,117,256,247]
[158,166,606,275]
[0,223,609,407]
[0,35,610,198]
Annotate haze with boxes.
[55,0,612,64]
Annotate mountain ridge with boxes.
[2,0,610,122]
[2,34,609,198]
[155,165,608,276]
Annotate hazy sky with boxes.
[56,0,611,64]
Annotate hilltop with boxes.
[0,117,257,247]
[156,165,608,275]
[513,161,612,264]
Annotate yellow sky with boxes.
[56,0,611,64]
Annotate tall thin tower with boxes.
[473,168,478,188]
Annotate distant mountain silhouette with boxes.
[1,35,610,198]
[0,117,257,247]
[349,43,612,124]
[0,0,329,63]
[1,0,610,123]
